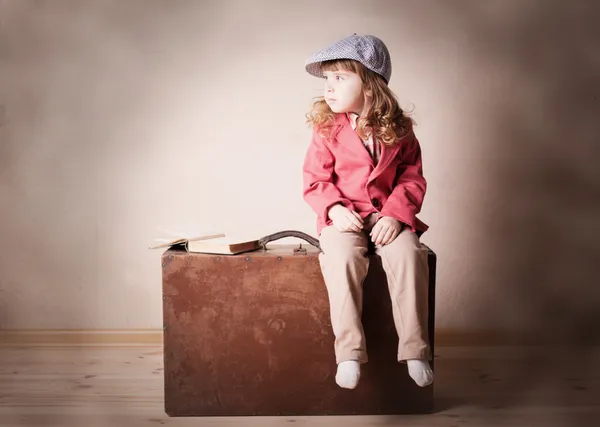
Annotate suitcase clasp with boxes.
[293,243,307,256]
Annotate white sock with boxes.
[335,360,360,389]
[407,359,434,387]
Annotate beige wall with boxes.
[1,0,598,341]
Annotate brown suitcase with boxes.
[161,232,436,416]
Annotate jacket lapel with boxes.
[335,123,374,165]
[370,142,400,181]
[371,126,415,181]
[331,113,406,180]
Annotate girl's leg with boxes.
[318,225,370,365]
[375,226,433,386]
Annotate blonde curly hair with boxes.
[305,59,414,145]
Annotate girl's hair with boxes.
[305,59,414,145]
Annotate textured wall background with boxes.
[1,0,599,342]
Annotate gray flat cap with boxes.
[305,33,392,83]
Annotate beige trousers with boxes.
[318,213,432,365]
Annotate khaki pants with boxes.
[318,213,432,365]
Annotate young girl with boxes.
[302,34,433,390]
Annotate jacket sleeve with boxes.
[302,128,355,221]
[380,132,427,232]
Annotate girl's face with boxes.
[322,69,366,115]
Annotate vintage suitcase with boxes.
[161,232,436,416]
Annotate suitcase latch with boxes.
[293,243,307,256]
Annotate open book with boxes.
[149,233,262,255]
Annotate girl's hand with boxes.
[327,205,364,232]
[370,216,403,245]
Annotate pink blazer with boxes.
[302,113,429,237]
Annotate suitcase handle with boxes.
[258,230,321,252]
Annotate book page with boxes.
[190,233,260,246]
[149,226,226,250]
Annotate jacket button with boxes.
[371,198,380,208]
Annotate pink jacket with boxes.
[302,113,429,237]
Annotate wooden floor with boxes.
[0,345,598,426]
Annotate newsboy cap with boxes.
[305,33,392,83]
